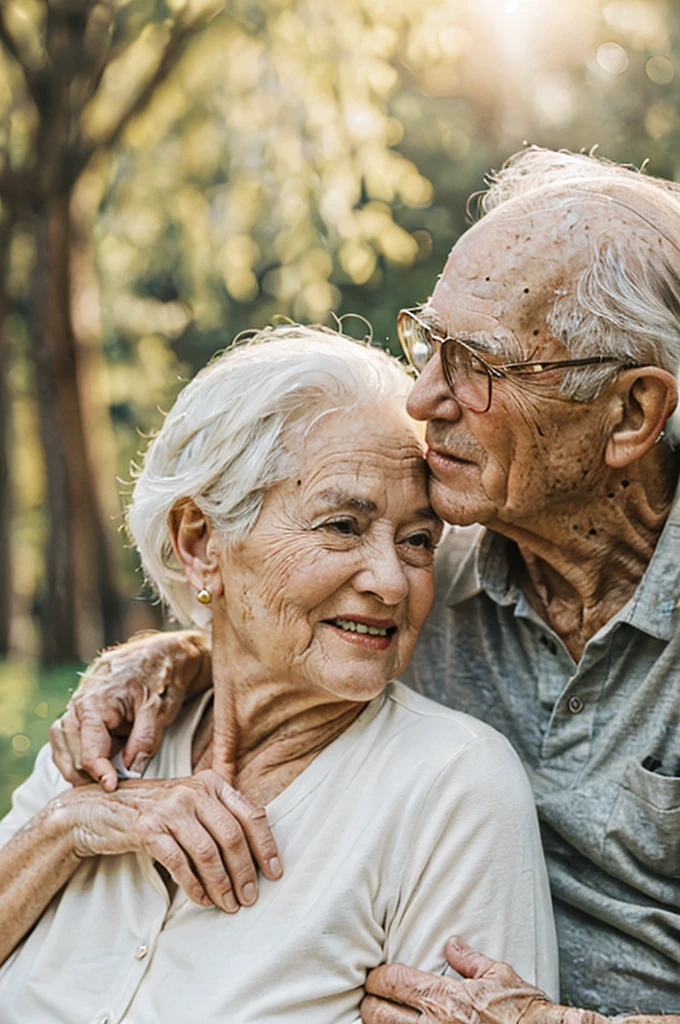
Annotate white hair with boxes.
[127,324,413,628]
[479,147,680,414]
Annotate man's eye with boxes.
[468,353,489,375]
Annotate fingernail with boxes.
[242,881,257,905]
[130,754,149,775]
[268,856,282,878]
[223,891,239,913]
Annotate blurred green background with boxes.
[3,0,680,815]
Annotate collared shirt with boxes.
[405,489,680,1017]
[0,682,558,1024]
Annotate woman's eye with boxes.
[403,531,433,550]
[325,518,359,536]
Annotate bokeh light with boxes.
[646,55,674,85]
[596,41,630,74]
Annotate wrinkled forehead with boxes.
[430,178,680,338]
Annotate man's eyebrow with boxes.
[315,489,378,514]
[417,306,520,358]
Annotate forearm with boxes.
[529,1007,680,1024]
[0,798,82,965]
[618,1017,680,1024]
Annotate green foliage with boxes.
[0,660,82,817]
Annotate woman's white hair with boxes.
[479,147,680,418]
[127,324,413,628]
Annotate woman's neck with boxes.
[193,644,368,806]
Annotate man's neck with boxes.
[488,448,678,662]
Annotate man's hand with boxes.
[50,630,211,791]
[361,937,609,1024]
[56,768,282,911]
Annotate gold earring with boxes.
[196,587,212,605]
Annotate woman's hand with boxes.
[63,768,282,911]
[50,630,211,791]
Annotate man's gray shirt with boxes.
[405,497,680,1016]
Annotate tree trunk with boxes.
[31,193,122,663]
[30,205,78,665]
[0,216,11,656]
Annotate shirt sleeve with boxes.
[382,730,560,1001]
[0,743,70,849]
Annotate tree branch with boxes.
[0,11,42,107]
[75,4,226,175]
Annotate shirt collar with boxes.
[444,476,680,641]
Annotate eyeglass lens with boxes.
[399,312,492,413]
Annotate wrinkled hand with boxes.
[50,630,210,791]
[59,768,282,911]
[361,937,580,1024]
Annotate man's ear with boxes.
[605,367,678,468]
[168,499,224,598]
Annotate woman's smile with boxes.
[322,615,398,651]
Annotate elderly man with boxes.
[49,149,680,1023]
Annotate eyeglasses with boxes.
[397,308,635,413]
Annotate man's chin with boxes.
[428,478,497,528]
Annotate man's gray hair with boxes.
[480,147,680,407]
[127,324,412,628]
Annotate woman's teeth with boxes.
[331,618,394,637]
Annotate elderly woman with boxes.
[0,326,558,1023]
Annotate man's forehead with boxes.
[430,176,680,336]
[442,177,680,274]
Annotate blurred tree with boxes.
[0,0,224,663]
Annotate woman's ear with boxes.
[605,367,678,468]
[169,499,224,599]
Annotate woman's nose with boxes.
[406,353,462,423]
[354,546,409,606]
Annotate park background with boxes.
[0,0,678,813]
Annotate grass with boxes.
[0,660,84,818]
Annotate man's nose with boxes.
[406,351,462,423]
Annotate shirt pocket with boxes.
[603,758,680,901]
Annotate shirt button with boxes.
[93,1014,111,1024]
[134,944,149,960]
[568,695,584,714]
